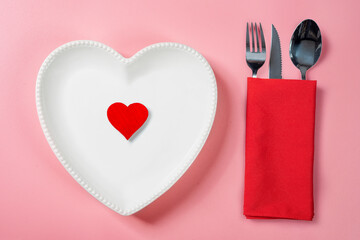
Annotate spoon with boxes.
[289,19,322,80]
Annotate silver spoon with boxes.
[289,19,322,80]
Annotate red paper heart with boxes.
[107,102,149,140]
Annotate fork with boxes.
[246,22,266,77]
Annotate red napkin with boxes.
[244,77,316,221]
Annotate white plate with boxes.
[36,40,217,215]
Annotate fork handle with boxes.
[252,70,258,78]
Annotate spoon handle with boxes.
[300,67,307,80]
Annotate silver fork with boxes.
[246,22,266,77]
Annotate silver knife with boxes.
[269,24,282,79]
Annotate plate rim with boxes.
[35,40,217,215]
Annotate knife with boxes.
[269,24,282,79]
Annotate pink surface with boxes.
[0,0,359,239]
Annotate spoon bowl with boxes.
[289,19,322,80]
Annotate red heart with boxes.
[107,102,149,140]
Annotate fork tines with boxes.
[246,22,265,53]
[246,22,266,77]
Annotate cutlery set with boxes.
[244,19,321,221]
[246,19,322,80]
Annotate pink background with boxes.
[1,0,359,239]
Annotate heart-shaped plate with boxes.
[36,41,217,215]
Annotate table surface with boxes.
[1,0,359,239]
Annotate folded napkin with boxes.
[244,77,316,221]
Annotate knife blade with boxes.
[269,24,282,79]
